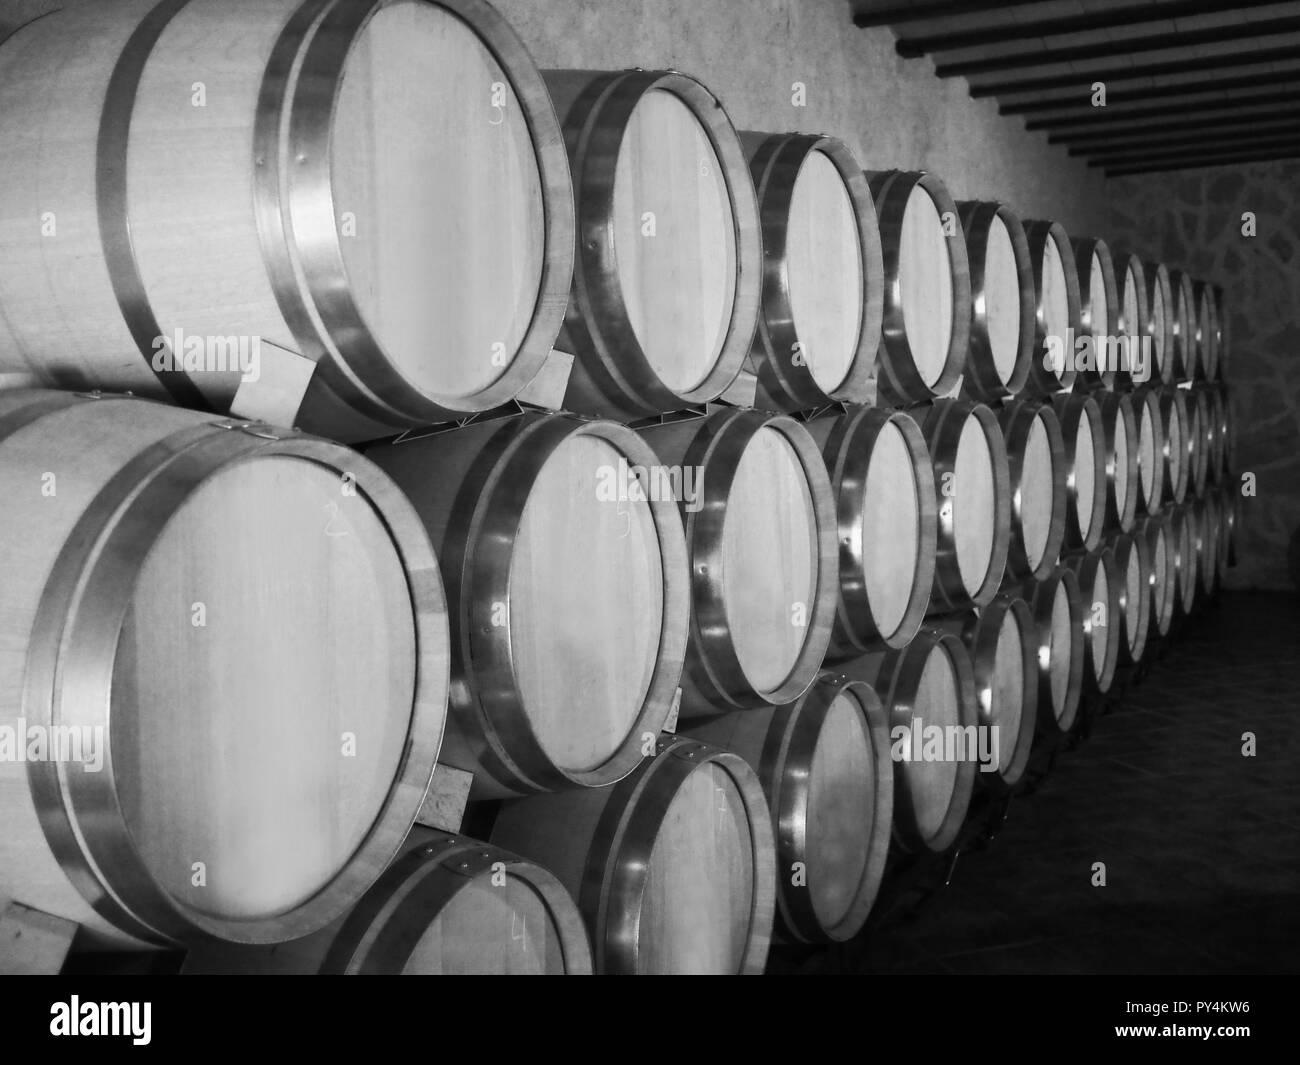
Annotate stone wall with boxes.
[1109,161,1300,591]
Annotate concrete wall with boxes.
[1109,162,1300,591]
[493,0,1110,236]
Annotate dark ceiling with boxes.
[852,0,1300,177]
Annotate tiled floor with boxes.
[775,590,1300,975]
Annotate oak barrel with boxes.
[0,0,574,440]
[866,170,972,404]
[915,399,1012,612]
[0,389,449,949]
[1133,387,1165,515]
[957,200,1034,400]
[491,737,776,974]
[1217,484,1236,581]
[1051,391,1107,552]
[1210,285,1228,381]
[1072,236,1119,390]
[1024,566,1085,736]
[1188,386,1211,497]
[1194,280,1218,381]
[684,675,892,944]
[998,399,1067,582]
[1143,261,1176,385]
[958,595,1037,789]
[806,406,937,654]
[844,631,979,853]
[1225,482,1241,569]
[1064,548,1122,695]
[1157,386,1191,505]
[1110,529,1152,667]
[639,409,838,714]
[742,132,883,408]
[1197,496,1220,599]
[1172,504,1200,619]
[1168,269,1198,382]
[547,68,760,417]
[1201,382,1222,483]
[366,414,689,798]
[1023,219,1082,394]
[1111,252,1149,388]
[182,829,591,975]
[1138,515,1177,639]
[1096,391,1141,533]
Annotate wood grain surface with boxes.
[112,457,417,920]
[639,762,755,975]
[989,609,1026,766]
[897,184,953,388]
[509,433,663,772]
[861,420,922,639]
[1048,577,1074,718]
[805,690,876,930]
[613,88,737,393]
[722,425,818,692]
[1019,411,1055,570]
[953,415,996,598]
[334,3,546,400]
[907,645,961,843]
[983,212,1022,384]
[786,148,863,394]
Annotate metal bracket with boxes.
[211,419,298,441]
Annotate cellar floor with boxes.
[776,590,1300,975]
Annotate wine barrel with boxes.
[1194,280,1218,381]
[1189,387,1212,497]
[1064,549,1122,696]
[848,631,979,853]
[1168,269,1198,382]
[547,68,760,417]
[1221,384,1237,477]
[1202,386,1221,488]
[1051,392,1107,552]
[1224,482,1241,569]
[957,200,1034,400]
[1112,252,1149,388]
[867,170,972,404]
[1157,386,1191,505]
[958,595,1037,789]
[1133,387,1164,515]
[0,0,574,441]
[366,414,688,798]
[917,399,1012,611]
[742,132,883,408]
[1096,391,1141,532]
[1110,529,1152,667]
[1197,496,1221,599]
[1072,236,1119,390]
[1023,219,1082,394]
[806,407,937,654]
[1210,285,1228,381]
[0,389,448,950]
[1143,261,1176,385]
[1172,504,1200,618]
[182,830,591,975]
[1207,386,1227,483]
[639,409,837,714]
[998,399,1067,582]
[1024,566,1085,736]
[1217,484,1236,580]
[683,675,892,944]
[1138,516,1177,639]
[491,737,776,974]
